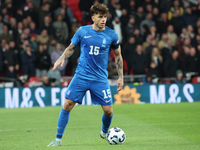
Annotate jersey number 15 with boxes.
[89,45,100,55]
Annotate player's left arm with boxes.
[113,47,124,92]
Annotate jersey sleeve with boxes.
[71,27,82,46]
[111,31,120,50]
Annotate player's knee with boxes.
[63,99,76,111]
[104,109,113,117]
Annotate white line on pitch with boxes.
[0,123,199,132]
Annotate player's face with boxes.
[92,13,107,30]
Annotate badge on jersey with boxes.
[102,38,106,47]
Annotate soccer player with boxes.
[47,3,123,147]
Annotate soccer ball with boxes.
[107,127,126,145]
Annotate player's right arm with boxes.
[52,43,78,71]
[53,26,82,71]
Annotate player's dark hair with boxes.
[90,3,109,16]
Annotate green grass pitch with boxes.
[0,102,200,150]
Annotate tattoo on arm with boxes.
[115,53,123,78]
[59,43,78,60]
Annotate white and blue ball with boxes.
[107,127,126,145]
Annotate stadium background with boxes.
[0,0,200,107]
[0,1,199,149]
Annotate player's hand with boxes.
[52,56,65,71]
[117,77,123,92]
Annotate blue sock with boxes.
[102,114,113,133]
[56,108,70,139]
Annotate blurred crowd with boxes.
[0,0,200,86]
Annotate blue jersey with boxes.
[71,25,119,82]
